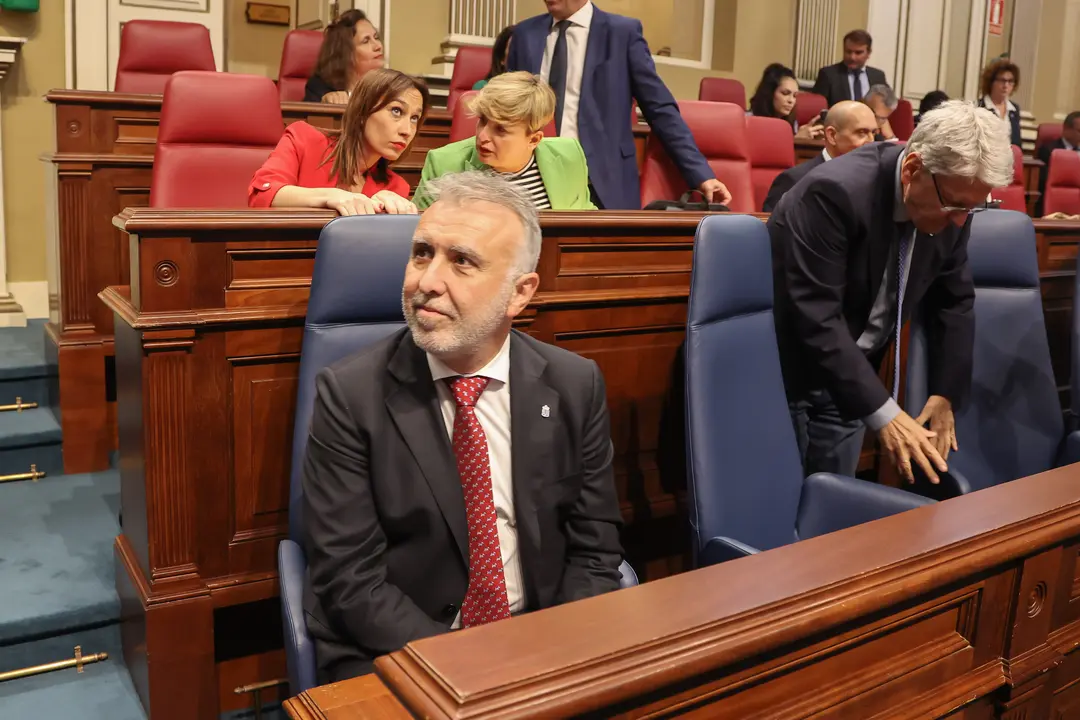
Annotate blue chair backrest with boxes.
[906,210,1061,491]
[684,215,803,557]
[288,216,419,543]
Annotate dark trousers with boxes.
[589,183,605,209]
[789,389,866,477]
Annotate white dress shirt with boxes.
[426,335,524,627]
[539,0,594,140]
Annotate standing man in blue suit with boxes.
[507,1,732,210]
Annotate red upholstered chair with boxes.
[447,46,493,115]
[699,77,746,109]
[449,90,555,143]
[794,92,827,129]
[114,20,216,94]
[990,145,1027,213]
[1037,123,1064,154]
[150,72,284,208]
[890,98,915,141]
[1044,149,1080,216]
[746,116,795,211]
[278,30,324,102]
[640,100,755,212]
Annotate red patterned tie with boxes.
[448,376,511,628]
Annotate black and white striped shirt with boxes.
[501,154,551,210]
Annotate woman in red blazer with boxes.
[250,69,429,215]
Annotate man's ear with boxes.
[824,126,838,146]
[507,272,540,318]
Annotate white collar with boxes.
[551,1,593,29]
[427,333,511,385]
[981,95,1017,115]
[821,147,832,161]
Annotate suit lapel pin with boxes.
[541,405,550,418]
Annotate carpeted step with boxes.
[0,624,145,720]
[0,470,120,648]
[0,406,63,477]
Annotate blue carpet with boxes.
[0,406,61,449]
[0,646,146,720]
[0,321,48,380]
[0,470,120,645]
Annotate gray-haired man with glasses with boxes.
[768,100,1013,484]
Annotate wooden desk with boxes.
[45,90,648,473]
[101,210,709,720]
[284,462,1080,720]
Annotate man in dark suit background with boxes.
[1036,111,1080,216]
[768,101,1013,483]
[763,100,878,212]
[301,171,624,683]
[812,29,888,108]
[506,1,731,210]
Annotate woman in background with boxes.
[978,58,1022,146]
[251,69,430,215]
[416,72,594,210]
[748,63,823,141]
[473,25,514,90]
[305,9,385,104]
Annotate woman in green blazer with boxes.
[416,72,596,210]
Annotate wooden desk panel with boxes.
[284,463,1080,719]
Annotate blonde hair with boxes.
[467,71,555,134]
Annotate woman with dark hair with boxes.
[473,25,514,90]
[251,69,430,215]
[916,90,949,124]
[305,9,385,104]
[748,63,823,140]
[978,58,1022,146]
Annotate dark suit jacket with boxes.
[767,143,975,421]
[812,62,888,107]
[762,152,825,213]
[507,6,713,210]
[301,329,624,682]
[1036,138,1068,216]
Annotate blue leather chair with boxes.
[278,215,638,696]
[906,210,1080,496]
[684,214,933,567]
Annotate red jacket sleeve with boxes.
[386,170,411,198]
[249,125,304,208]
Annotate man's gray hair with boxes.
[865,84,898,111]
[907,99,1014,188]
[419,171,542,274]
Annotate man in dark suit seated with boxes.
[301,171,625,683]
[506,0,731,210]
[768,101,1013,483]
[812,29,888,108]
[1036,111,1080,216]
[763,101,878,213]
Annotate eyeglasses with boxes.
[995,77,1017,85]
[931,173,1001,215]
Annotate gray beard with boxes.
[402,281,514,357]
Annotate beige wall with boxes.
[227,0,292,78]
[0,2,65,285]
[389,0,450,76]
[984,0,1015,63]
[836,0,870,55]
[1029,0,1064,122]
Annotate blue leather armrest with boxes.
[617,560,639,589]
[1058,430,1080,467]
[699,536,760,567]
[796,472,934,540]
[278,539,317,696]
[911,464,973,498]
